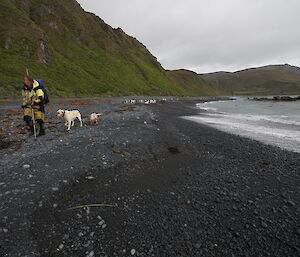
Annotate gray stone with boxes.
[287,200,295,207]
[261,222,268,228]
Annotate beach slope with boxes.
[0,99,299,256]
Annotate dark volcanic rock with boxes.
[167,146,180,154]
[252,95,300,101]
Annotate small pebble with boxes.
[23,164,30,169]
[261,222,268,228]
[130,249,136,255]
[287,200,295,207]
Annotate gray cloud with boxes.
[77,0,300,73]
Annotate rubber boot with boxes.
[24,117,34,136]
[29,125,35,136]
[38,120,45,136]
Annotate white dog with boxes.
[89,113,101,124]
[56,109,83,130]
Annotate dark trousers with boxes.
[24,116,45,135]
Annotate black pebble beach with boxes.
[0,99,299,257]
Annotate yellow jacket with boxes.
[22,87,31,108]
[22,80,44,108]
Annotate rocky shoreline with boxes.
[0,98,299,257]
[251,95,300,101]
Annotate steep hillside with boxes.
[0,0,194,98]
[167,69,221,96]
[201,64,300,95]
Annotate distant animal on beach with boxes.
[123,98,158,105]
[89,113,101,124]
[144,99,157,104]
[123,99,137,104]
[56,109,83,130]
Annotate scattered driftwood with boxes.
[66,203,115,211]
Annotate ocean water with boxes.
[184,97,300,153]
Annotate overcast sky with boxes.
[77,0,300,73]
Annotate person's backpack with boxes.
[35,79,49,104]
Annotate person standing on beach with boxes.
[22,75,46,136]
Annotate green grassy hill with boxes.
[0,0,218,98]
[167,69,221,96]
[200,64,300,95]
